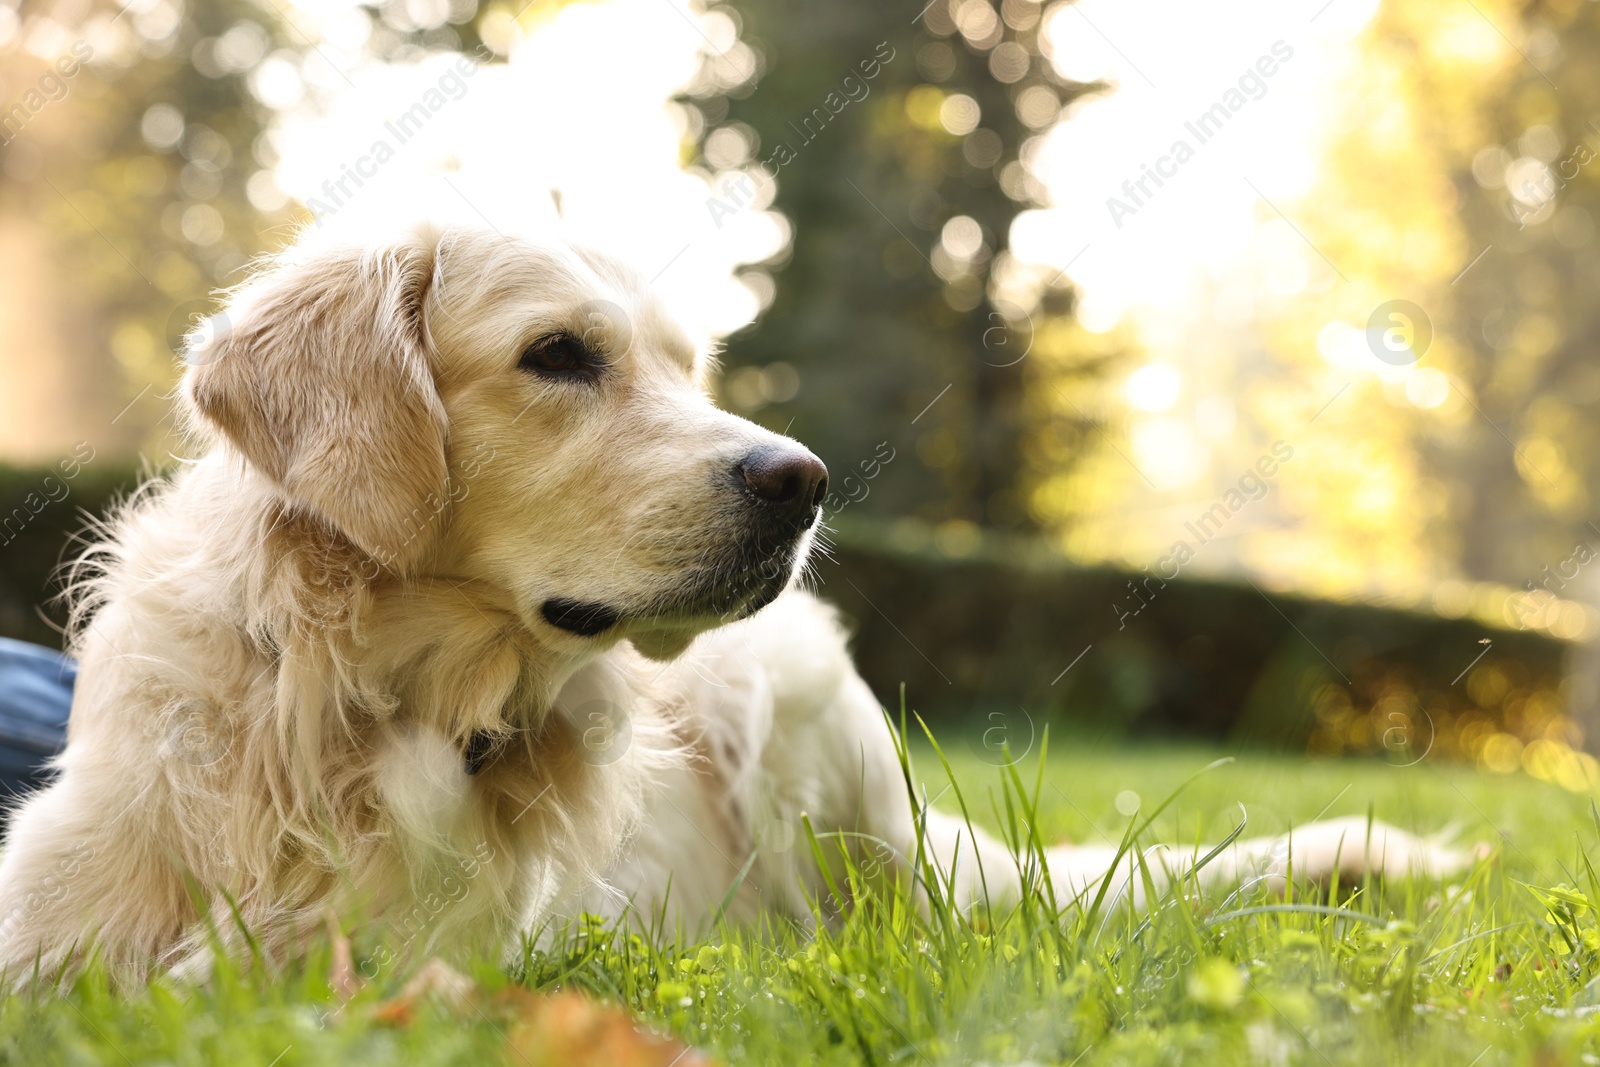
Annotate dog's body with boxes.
[564,590,1468,938]
[0,224,1465,983]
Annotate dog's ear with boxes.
[183,232,448,571]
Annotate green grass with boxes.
[7,732,1600,1066]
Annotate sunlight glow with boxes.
[1124,362,1181,413]
[268,0,784,343]
[1016,0,1380,328]
[1405,367,1451,410]
[1014,0,1387,518]
[1130,418,1206,490]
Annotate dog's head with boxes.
[183,223,826,660]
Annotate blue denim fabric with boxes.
[0,638,73,797]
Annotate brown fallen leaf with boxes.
[368,957,717,1066]
[501,988,718,1067]
[372,957,479,1027]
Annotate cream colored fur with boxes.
[0,222,1466,985]
[564,594,1469,938]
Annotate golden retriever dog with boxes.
[0,222,1467,984]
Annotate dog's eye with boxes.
[518,333,600,381]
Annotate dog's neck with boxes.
[181,470,538,723]
[149,455,662,790]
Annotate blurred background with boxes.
[1,0,1597,788]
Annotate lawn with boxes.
[5,732,1600,1066]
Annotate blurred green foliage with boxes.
[693,0,1105,529]
[0,0,295,438]
[1442,0,1600,583]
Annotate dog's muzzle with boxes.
[539,445,827,639]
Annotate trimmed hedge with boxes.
[0,460,132,649]
[809,531,1567,749]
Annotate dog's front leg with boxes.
[0,763,194,986]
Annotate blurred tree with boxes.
[1271,0,1600,605]
[687,0,1108,533]
[1442,0,1600,587]
[1175,0,1600,744]
[0,0,491,461]
[1434,0,1600,738]
[1228,0,1507,602]
[0,0,303,457]
[1154,0,1596,613]
[1255,0,1597,600]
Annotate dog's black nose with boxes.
[737,446,828,521]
